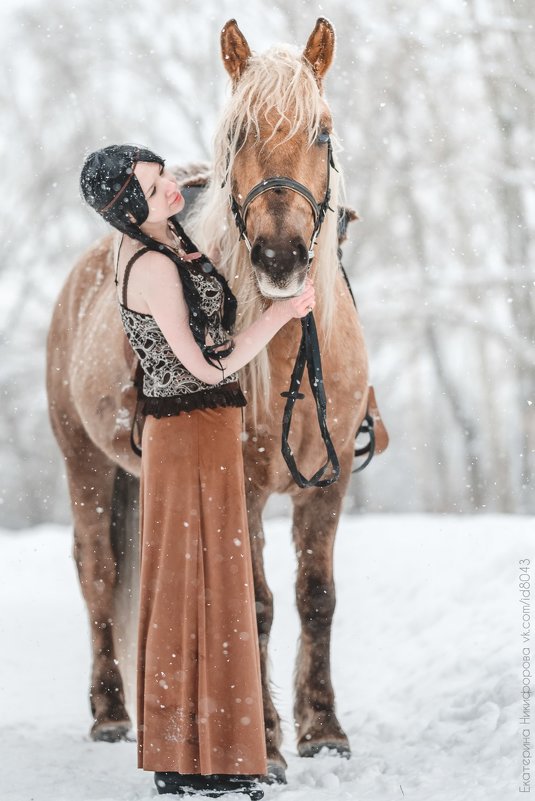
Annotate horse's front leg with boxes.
[291,479,351,758]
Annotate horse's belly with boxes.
[70,282,139,471]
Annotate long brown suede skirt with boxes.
[137,406,267,776]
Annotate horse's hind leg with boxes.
[292,479,351,758]
[246,485,288,784]
[63,430,132,741]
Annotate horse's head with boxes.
[220,18,336,299]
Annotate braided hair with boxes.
[80,144,236,366]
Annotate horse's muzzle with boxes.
[250,237,309,295]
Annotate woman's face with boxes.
[134,160,185,223]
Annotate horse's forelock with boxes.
[216,47,325,175]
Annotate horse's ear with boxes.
[221,19,252,86]
[302,17,335,88]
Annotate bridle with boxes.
[226,133,376,487]
[228,136,336,266]
[227,136,344,488]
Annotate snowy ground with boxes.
[0,515,533,801]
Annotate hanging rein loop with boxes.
[281,312,340,488]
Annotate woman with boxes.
[80,144,315,798]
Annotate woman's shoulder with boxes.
[123,247,181,282]
[120,245,182,300]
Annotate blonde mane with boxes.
[186,45,343,418]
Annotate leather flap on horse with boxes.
[367,385,389,454]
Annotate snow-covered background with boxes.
[1,3,534,798]
[1,514,533,801]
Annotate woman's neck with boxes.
[139,219,172,245]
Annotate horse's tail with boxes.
[110,466,140,727]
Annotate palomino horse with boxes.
[46,18,376,782]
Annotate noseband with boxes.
[228,137,336,264]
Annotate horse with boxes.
[46,18,375,783]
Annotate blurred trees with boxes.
[326,0,535,513]
[0,0,533,525]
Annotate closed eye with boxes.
[148,163,165,198]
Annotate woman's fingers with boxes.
[300,285,315,309]
[291,284,316,318]
[275,279,316,320]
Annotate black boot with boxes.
[154,772,264,799]
[154,773,210,795]
[202,775,264,799]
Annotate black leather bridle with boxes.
[227,136,373,488]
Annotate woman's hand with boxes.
[275,277,316,322]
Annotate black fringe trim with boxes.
[141,382,246,419]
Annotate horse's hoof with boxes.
[91,720,134,743]
[260,762,287,784]
[297,740,351,759]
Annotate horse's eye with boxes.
[317,130,330,145]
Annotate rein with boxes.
[281,311,340,488]
[227,136,375,487]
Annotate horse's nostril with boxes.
[295,242,308,264]
[251,243,278,268]
[250,243,263,266]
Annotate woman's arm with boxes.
[137,253,314,386]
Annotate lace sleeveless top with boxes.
[116,242,246,418]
